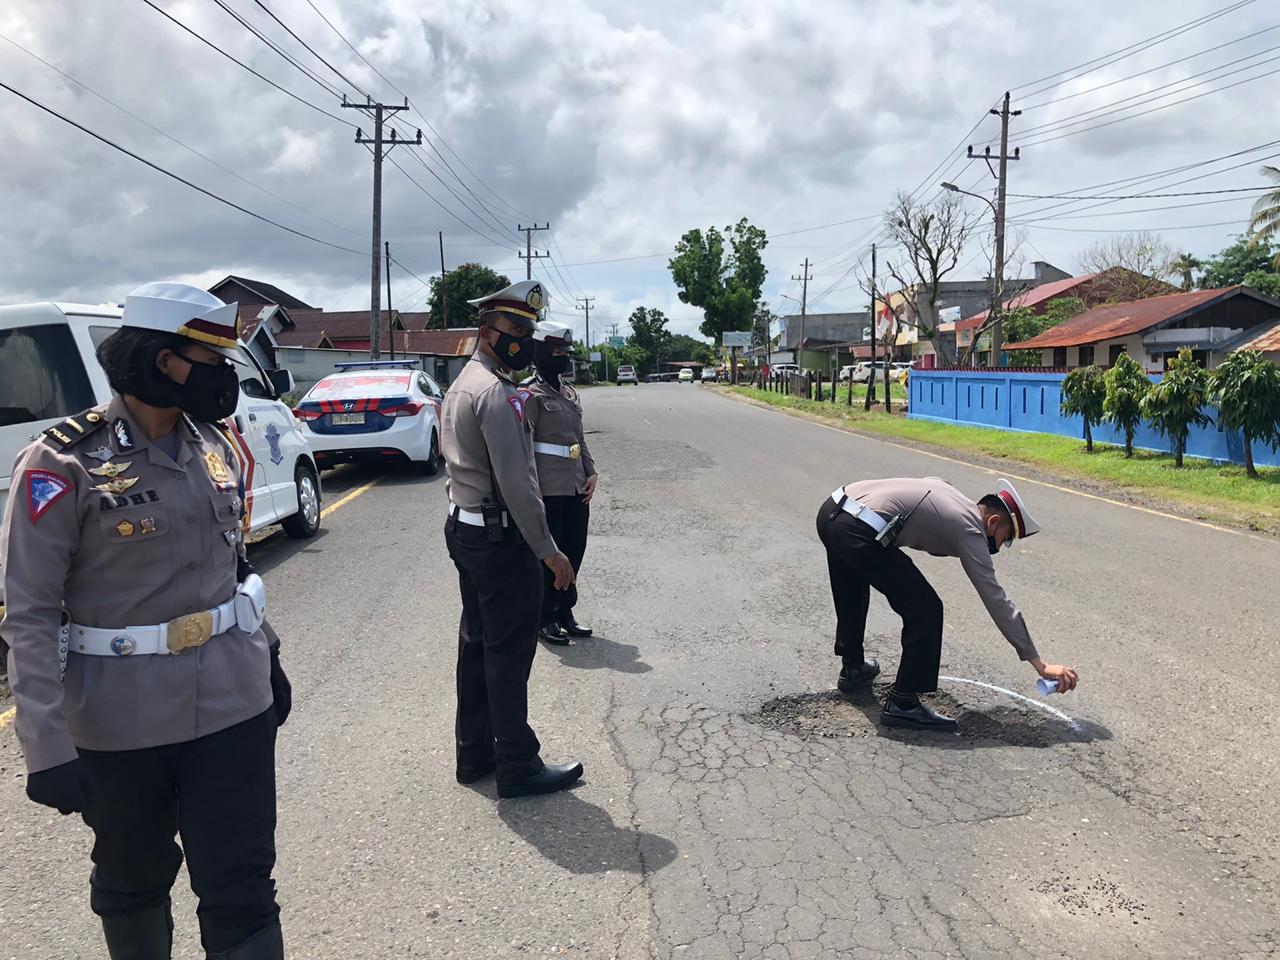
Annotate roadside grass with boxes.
[728,386,1280,533]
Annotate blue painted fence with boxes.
[907,369,1280,468]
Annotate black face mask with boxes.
[987,536,1001,556]
[491,330,534,370]
[174,354,241,422]
[535,341,571,380]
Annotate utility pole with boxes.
[518,222,551,280]
[864,243,877,412]
[384,241,395,360]
[791,258,812,374]
[345,95,421,359]
[604,323,619,384]
[438,230,448,329]
[575,297,595,381]
[965,91,1020,366]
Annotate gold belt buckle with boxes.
[166,610,214,653]
[568,443,581,460]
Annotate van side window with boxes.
[0,325,95,426]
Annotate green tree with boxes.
[1209,349,1280,479]
[1170,252,1202,290]
[1197,235,1279,289]
[668,218,769,344]
[626,306,672,377]
[1060,365,1107,452]
[1103,352,1152,458]
[1248,165,1280,269]
[668,333,717,366]
[1005,297,1086,366]
[1243,270,1280,298]
[427,263,512,328]
[1140,348,1212,467]
[753,302,778,355]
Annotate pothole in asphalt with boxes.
[750,680,1104,748]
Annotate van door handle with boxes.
[248,413,258,422]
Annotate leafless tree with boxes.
[959,226,1032,366]
[1076,231,1179,302]
[881,191,979,368]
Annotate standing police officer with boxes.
[522,322,598,645]
[816,476,1078,730]
[1,283,290,959]
[441,280,583,798]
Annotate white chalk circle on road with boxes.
[939,674,1080,730]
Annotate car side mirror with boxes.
[267,368,295,397]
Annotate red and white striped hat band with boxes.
[997,489,1027,539]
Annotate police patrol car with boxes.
[0,301,322,660]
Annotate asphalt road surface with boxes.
[2,383,1277,959]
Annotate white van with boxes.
[0,302,322,589]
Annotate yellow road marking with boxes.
[0,706,14,731]
[320,476,381,519]
[731,393,1266,541]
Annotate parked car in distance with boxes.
[293,361,444,475]
[701,367,718,382]
[849,361,893,383]
[770,362,800,378]
[617,364,639,385]
[678,367,695,383]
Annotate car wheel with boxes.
[417,430,441,476]
[281,462,322,539]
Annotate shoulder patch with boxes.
[42,409,108,450]
[26,469,73,523]
[508,394,526,422]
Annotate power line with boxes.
[1018,219,1246,233]
[207,0,347,102]
[1024,193,1264,222]
[1010,186,1274,200]
[137,0,356,128]
[248,0,371,99]
[0,78,364,256]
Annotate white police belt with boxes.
[830,488,889,535]
[68,575,267,657]
[534,441,581,460]
[449,503,508,527]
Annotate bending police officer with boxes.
[816,476,1078,730]
[440,280,583,798]
[1,282,291,959]
[522,322,598,645]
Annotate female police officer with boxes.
[1,282,290,960]
[522,322,598,644]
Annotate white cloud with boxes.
[268,127,329,174]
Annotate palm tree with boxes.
[1170,252,1201,290]
[1249,165,1280,269]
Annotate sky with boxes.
[1,0,1278,342]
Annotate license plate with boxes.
[331,412,365,425]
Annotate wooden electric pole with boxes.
[791,258,812,374]
[384,240,395,360]
[864,243,877,412]
[438,230,448,329]
[344,95,421,359]
[518,222,550,279]
[575,296,595,380]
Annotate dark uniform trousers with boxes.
[540,495,589,623]
[78,708,279,953]
[445,516,545,783]
[815,501,944,694]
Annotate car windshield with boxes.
[0,324,95,427]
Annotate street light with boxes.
[942,181,1005,366]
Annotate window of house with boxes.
[1053,347,1067,367]
[1078,344,1095,367]
[1108,344,1127,366]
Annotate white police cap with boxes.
[467,280,546,330]
[122,282,244,362]
[533,321,574,343]
[995,478,1040,541]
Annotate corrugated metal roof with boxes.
[396,328,478,356]
[956,274,1098,331]
[1005,287,1242,350]
[1236,323,1280,353]
[274,329,332,348]
[289,309,405,340]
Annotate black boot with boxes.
[497,760,584,799]
[837,658,880,692]
[102,904,173,960]
[207,922,284,960]
[880,688,957,731]
[558,612,592,638]
[539,621,570,645]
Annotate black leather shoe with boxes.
[880,694,957,731]
[207,922,284,960]
[456,759,496,784]
[102,904,173,960]
[539,622,570,645]
[837,658,880,692]
[558,613,592,638]
[497,760,584,799]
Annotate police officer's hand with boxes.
[26,758,97,815]
[1036,662,1079,693]
[269,644,292,726]
[582,474,598,505]
[544,551,575,590]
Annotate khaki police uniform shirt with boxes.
[840,476,1039,661]
[441,350,557,560]
[0,394,272,773]
[522,376,596,496]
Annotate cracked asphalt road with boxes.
[2,383,1277,959]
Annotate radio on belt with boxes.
[481,499,505,543]
[874,490,933,548]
